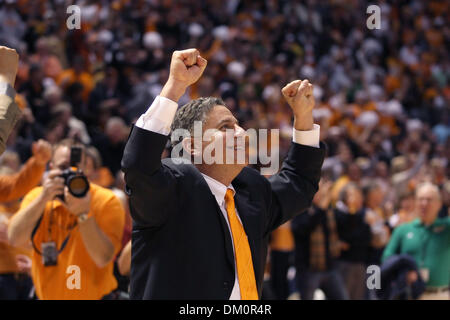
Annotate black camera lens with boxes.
[67,175,90,197]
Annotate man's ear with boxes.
[181,137,201,158]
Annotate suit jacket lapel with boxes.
[212,199,235,271]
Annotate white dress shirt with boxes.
[135,95,321,299]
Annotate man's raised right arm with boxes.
[122,49,207,175]
[121,49,207,227]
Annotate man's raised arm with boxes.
[121,49,207,227]
[0,46,21,156]
[122,49,207,175]
[265,80,326,233]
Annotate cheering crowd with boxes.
[0,0,448,300]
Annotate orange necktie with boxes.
[224,189,258,300]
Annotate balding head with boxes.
[415,183,442,226]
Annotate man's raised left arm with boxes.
[265,80,326,234]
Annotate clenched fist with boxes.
[170,49,207,86]
[282,79,315,131]
[32,139,52,166]
[161,48,207,102]
[0,46,19,87]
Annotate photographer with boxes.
[8,139,125,300]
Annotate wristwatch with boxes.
[0,81,16,100]
[77,212,90,224]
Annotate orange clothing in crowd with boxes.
[0,157,46,203]
[331,175,350,204]
[0,156,45,274]
[19,183,125,300]
[0,209,32,274]
[29,54,63,80]
[90,167,115,188]
[57,69,94,102]
[270,221,294,252]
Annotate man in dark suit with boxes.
[122,48,326,299]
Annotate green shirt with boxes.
[382,217,450,288]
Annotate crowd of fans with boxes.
[0,0,448,299]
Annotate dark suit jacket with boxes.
[121,125,326,299]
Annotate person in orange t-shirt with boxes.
[0,140,51,299]
[8,139,125,300]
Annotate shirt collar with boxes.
[200,173,235,206]
[412,217,444,228]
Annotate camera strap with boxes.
[31,212,72,256]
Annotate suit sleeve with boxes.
[0,94,21,156]
[121,125,177,228]
[265,142,326,235]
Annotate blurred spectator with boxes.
[335,183,372,300]
[269,221,295,300]
[84,145,114,188]
[0,0,26,49]
[291,179,349,300]
[0,140,51,203]
[57,56,93,103]
[92,117,129,176]
[382,183,450,300]
[7,139,125,300]
[388,191,417,229]
[18,64,48,125]
[0,140,51,300]
[363,182,391,266]
[117,239,131,278]
[0,168,33,300]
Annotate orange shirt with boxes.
[19,183,125,300]
[270,221,294,251]
[331,175,350,205]
[57,69,94,102]
[0,209,32,274]
[0,157,46,203]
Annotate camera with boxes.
[58,146,90,200]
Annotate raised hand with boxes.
[0,46,19,87]
[161,48,207,102]
[282,79,315,131]
[313,179,333,210]
[32,139,52,166]
[169,49,207,86]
